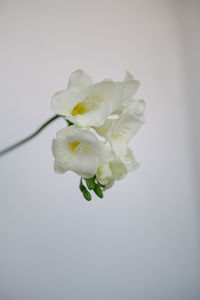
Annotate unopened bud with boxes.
[85,176,96,190]
[82,189,92,201]
[94,183,104,198]
[79,178,92,201]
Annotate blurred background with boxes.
[0,0,200,299]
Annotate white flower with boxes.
[96,157,127,188]
[51,70,145,198]
[114,71,140,114]
[51,69,139,128]
[94,93,144,190]
[96,148,139,190]
[95,99,145,157]
[52,125,113,178]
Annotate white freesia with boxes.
[114,71,140,114]
[95,96,144,189]
[50,70,145,198]
[51,69,139,128]
[52,125,114,178]
[95,99,145,157]
[96,157,127,188]
[96,148,139,189]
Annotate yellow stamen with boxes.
[71,102,86,116]
[69,141,80,153]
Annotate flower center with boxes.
[71,103,86,116]
[69,141,80,152]
[71,95,103,116]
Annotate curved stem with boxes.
[0,114,62,157]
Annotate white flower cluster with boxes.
[51,70,145,199]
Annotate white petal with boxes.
[120,99,145,139]
[103,179,115,191]
[124,71,134,81]
[73,104,110,127]
[96,164,113,185]
[87,81,124,113]
[121,71,140,100]
[69,151,99,178]
[98,142,114,165]
[113,72,140,114]
[135,99,145,117]
[54,161,69,174]
[52,138,70,163]
[108,99,146,153]
[94,119,113,139]
[103,78,113,82]
[51,89,83,116]
[121,79,140,100]
[110,135,127,157]
[67,69,92,91]
[110,157,127,180]
[123,148,140,172]
[123,99,145,118]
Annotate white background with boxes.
[0,0,200,299]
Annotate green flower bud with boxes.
[82,189,92,201]
[79,178,92,201]
[94,183,104,198]
[79,178,85,192]
[85,176,96,190]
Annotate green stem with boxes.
[0,114,62,157]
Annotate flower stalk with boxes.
[0,114,61,157]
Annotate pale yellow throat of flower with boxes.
[71,95,103,116]
[69,141,80,153]
[71,103,86,116]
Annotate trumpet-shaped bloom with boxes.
[95,97,144,189]
[96,148,139,189]
[52,125,114,178]
[96,157,127,186]
[51,70,139,127]
[95,99,145,157]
